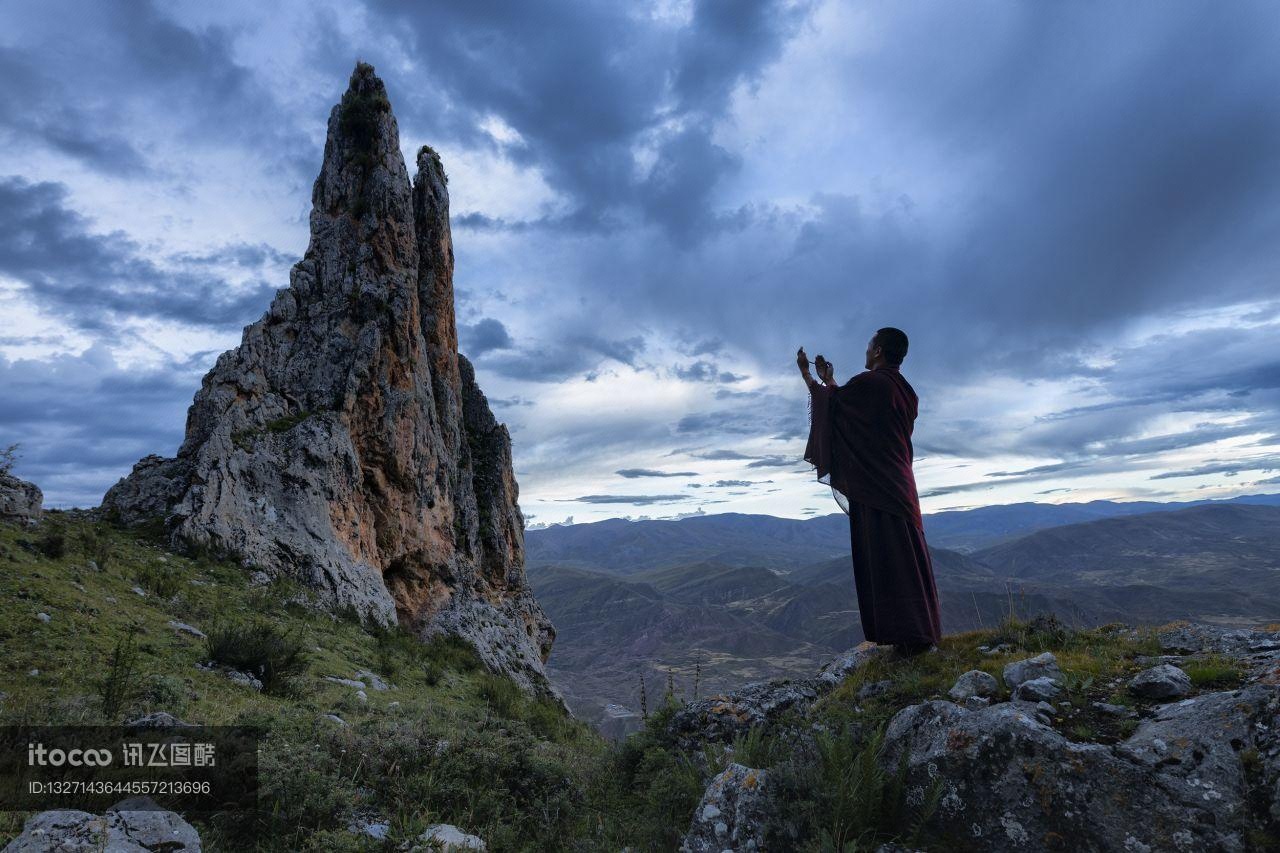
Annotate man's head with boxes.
[865,327,909,369]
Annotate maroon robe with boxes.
[804,366,942,647]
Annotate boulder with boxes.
[1013,676,1062,703]
[2,799,201,851]
[1002,651,1063,690]
[0,472,41,526]
[948,669,999,701]
[1128,663,1192,699]
[681,764,771,853]
[100,62,555,698]
[879,681,1280,851]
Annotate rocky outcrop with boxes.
[0,472,42,526]
[2,799,201,852]
[879,623,1280,851]
[101,63,554,696]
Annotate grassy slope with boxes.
[1,513,1267,851]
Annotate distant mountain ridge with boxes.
[526,492,1280,566]
[528,495,1280,731]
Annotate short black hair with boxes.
[874,327,909,365]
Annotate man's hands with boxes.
[798,347,836,388]
[816,355,835,386]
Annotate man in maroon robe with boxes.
[798,328,942,657]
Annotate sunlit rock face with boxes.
[103,63,556,696]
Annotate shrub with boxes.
[0,442,17,476]
[37,527,67,559]
[136,563,182,599]
[98,632,141,721]
[204,620,309,694]
[476,673,522,718]
[77,525,114,572]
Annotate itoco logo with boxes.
[28,743,114,767]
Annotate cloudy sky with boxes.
[2,1,1279,525]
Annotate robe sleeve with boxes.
[803,382,833,482]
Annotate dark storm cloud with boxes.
[361,0,813,240]
[476,335,647,382]
[0,178,278,334]
[0,346,200,507]
[2,0,316,179]
[1149,455,1280,480]
[616,469,699,479]
[459,318,515,356]
[673,360,748,383]
[564,494,689,505]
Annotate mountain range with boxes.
[526,495,1280,731]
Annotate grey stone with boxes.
[1002,651,1063,690]
[320,713,347,726]
[325,676,366,690]
[225,670,263,691]
[681,764,771,853]
[36,612,50,623]
[1014,676,1063,702]
[948,669,999,701]
[413,824,486,851]
[125,711,194,728]
[100,63,556,700]
[1128,663,1192,700]
[880,680,1280,852]
[355,669,392,691]
[2,799,201,851]
[167,620,206,639]
[0,472,42,526]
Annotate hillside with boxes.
[531,501,1280,733]
[5,511,1279,851]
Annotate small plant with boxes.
[136,563,182,599]
[204,620,308,694]
[0,442,17,476]
[730,725,783,769]
[477,673,522,718]
[99,632,141,721]
[37,526,67,559]
[1183,653,1244,688]
[77,525,114,572]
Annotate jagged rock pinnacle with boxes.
[103,62,556,697]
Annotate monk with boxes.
[798,328,942,658]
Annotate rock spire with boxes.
[103,62,555,695]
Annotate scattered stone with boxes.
[355,689,368,702]
[355,669,392,691]
[1014,676,1063,702]
[324,676,366,690]
[346,815,389,840]
[249,571,271,587]
[817,642,892,687]
[1092,701,1134,717]
[412,823,486,851]
[1128,663,1192,700]
[86,560,99,572]
[1002,651,1063,690]
[681,764,771,853]
[319,714,347,727]
[168,620,207,639]
[131,586,146,597]
[28,668,38,677]
[225,670,263,691]
[125,711,194,728]
[36,612,50,623]
[948,669,999,701]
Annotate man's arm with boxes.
[797,347,820,391]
